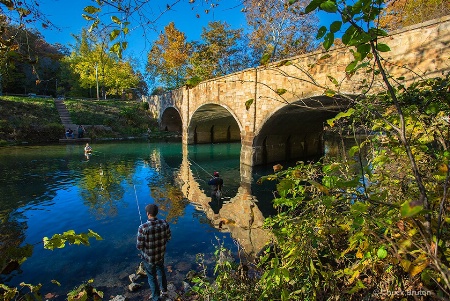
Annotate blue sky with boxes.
[34,0,339,76]
[37,0,248,62]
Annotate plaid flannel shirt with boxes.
[136,217,171,263]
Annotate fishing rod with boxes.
[134,184,143,224]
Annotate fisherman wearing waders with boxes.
[136,204,171,301]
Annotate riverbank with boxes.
[0,96,161,146]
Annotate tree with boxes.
[67,30,140,99]
[0,22,65,96]
[146,22,191,90]
[379,0,450,30]
[243,0,319,63]
[188,21,250,81]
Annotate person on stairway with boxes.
[65,128,74,139]
[78,125,86,138]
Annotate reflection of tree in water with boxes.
[0,210,33,277]
[79,162,135,217]
[150,184,189,224]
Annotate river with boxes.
[0,141,283,299]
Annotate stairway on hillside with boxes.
[54,99,79,138]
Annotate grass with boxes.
[0,96,63,144]
[0,96,158,145]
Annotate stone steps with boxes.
[54,99,80,138]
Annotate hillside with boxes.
[0,96,158,145]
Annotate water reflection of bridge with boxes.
[171,144,273,257]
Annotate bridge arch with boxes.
[252,96,348,165]
[187,103,242,144]
[160,106,182,132]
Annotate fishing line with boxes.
[189,157,214,178]
[134,184,143,224]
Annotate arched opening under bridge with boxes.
[253,96,349,166]
[187,104,241,144]
[160,107,182,132]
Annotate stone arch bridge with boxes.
[144,16,450,167]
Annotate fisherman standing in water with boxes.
[208,171,223,199]
[84,143,92,160]
[84,143,92,153]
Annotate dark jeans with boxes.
[143,259,167,301]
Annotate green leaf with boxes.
[83,5,101,14]
[353,216,364,227]
[327,75,338,86]
[109,29,120,41]
[349,145,360,157]
[351,202,368,214]
[377,247,387,259]
[330,21,342,33]
[88,20,99,33]
[82,14,95,21]
[111,16,121,24]
[400,201,423,217]
[322,175,337,188]
[327,108,355,127]
[325,89,336,97]
[345,60,358,73]
[320,0,337,12]
[276,88,287,95]
[319,54,331,60]
[310,259,317,275]
[276,60,292,67]
[368,27,388,37]
[316,26,327,39]
[305,0,321,13]
[277,179,295,196]
[245,99,254,110]
[356,44,371,60]
[308,179,329,195]
[323,32,334,50]
[342,26,356,45]
[348,32,371,46]
[260,52,271,65]
[376,43,390,52]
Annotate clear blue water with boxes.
[0,141,277,298]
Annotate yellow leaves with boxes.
[348,270,360,285]
[399,238,412,250]
[245,99,254,110]
[356,249,364,259]
[273,164,283,172]
[400,259,411,271]
[356,241,369,259]
[276,88,287,96]
[400,254,429,277]
[437,162,448,174]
